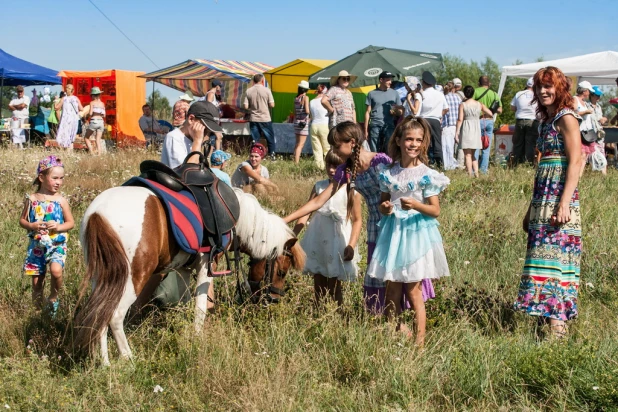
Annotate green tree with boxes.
[147,89,172,122]
[0,86,18,117]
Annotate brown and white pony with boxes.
[74,186,304,365]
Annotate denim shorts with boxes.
[88,118,105,132]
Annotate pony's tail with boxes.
[73,213,129,355]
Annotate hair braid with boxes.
[346,143,360,220]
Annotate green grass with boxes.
[1,147,618,410]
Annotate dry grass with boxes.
[1,146,618,410]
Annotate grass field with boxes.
[1,146,618,411]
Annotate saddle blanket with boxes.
[123,176,230,255]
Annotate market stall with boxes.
[57,69,146,145]
[0,48,61,141]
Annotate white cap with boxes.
[526,77,534,87]
[452,78,462,86]
[578,81,594,92]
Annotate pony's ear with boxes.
[283,237,297,249]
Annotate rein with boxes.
[247,248,293,303]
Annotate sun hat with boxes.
[591,86,603,96]
[405,76,420,89]
[90,87,102,95]
[452,78,462,86]
[330,70,358,86]
[36,155,63,175]
[250,142,268,159]
[210,150,232,166]
[298,80,310,90]
[179,90,195,102]
[577,81,594,92]
[526,77,534,88]
[187,101,222,133]
[422,71,436,86]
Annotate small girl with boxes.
[293,150,362,307]
[367,116,450,345]
[19,155,74,314]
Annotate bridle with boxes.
[246,247,294,304]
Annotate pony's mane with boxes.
[233,189,295,260]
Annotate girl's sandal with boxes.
[46,299,60,318]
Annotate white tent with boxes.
[497,51,618,98]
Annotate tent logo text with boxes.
[403,61,431,70]
[420,54,438,59]
[364,68,382,77]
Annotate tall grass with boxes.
[1,147,618,410]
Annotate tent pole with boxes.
[0,69,4,118]
[151,81,155,145]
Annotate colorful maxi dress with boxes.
[56,96,80,148]
[514,108,582,320]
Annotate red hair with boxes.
[531,66,573,123]
[315,84,327,94]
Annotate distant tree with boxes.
[147,90,172,122]
[0,86,18,117]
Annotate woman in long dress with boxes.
[514,66,583,338]
[55,84,83,149]
[456,85,493,177]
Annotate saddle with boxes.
[140,151,240,252]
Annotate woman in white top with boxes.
[404,76,422,116]
[574,83,596,177]
[83,87,106,156]
[309,84,331,169]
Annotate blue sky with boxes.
[4,0,616,102]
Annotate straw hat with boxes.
[330,70,358,86]
[298,80,310,90]
[90,87,102,95]
[178,90,195,102]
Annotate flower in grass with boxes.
[593,386,599,391]
[464,261,471,266]
[586,282,594,289]
[153,385,164,393]
[4,404,10,409]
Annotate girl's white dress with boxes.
[367,162,450,282]
[300,179,360,281]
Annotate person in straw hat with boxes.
[178,90,195,103]
[293,80,311,163]
[83,87,106,155]
[322,70,357,129]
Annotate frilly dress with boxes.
[300,179,360,281]
[367,163,451,282]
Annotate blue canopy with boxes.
[0,48,61,86]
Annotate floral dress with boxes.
[56,95,80,148]
[23,197,68,276]
[513,108,582,320]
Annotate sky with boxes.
[3,0,617,103]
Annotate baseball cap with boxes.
[187,101,223,133]
[210,150,232,166]
[526,77,534,87]
[577,81,594,92]
[211,79,223,88]
[379,71,395,79]
[592,86,603,96]
[422,71,436,86]
[452,78,462,86]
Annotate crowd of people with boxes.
[11,64,613,343]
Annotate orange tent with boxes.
[57,69,146,142]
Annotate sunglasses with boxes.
[339,76,351,81]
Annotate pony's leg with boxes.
[193,255,213,333]
[109,275,137,360]
[100,325,110,366]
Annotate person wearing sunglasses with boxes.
[322,70,357,129]
[161,101,223,169]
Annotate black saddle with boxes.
[140,151,240,251]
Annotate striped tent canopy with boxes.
[140,59,274,98]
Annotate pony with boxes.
[73,186,304,365]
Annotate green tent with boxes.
[308,45,444,88]
[308,45,444,121]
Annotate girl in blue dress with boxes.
[19,155,75,315]
[367,116,450,345]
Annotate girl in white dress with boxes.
[293,151,362,307]
[367,116,450,345]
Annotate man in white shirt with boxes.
[8,85,31,148]
[138,104,167,147]
[419,71,448,167]
[161,101,222,169]
[510,77,539,165]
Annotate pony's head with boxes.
[247,237,306,302]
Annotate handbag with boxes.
[581,129,598,143]
[294,96,307,129]
[476,88,500,114]
[481,132,490,150]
